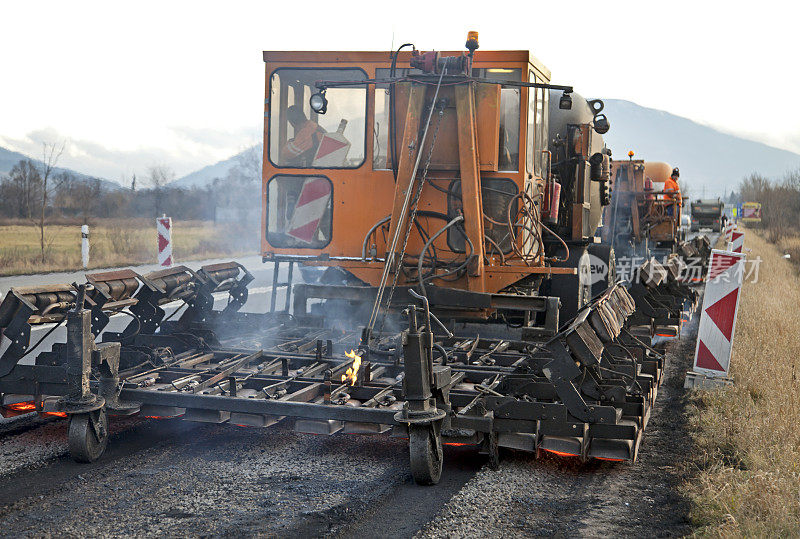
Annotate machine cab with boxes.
[261,49,553,293]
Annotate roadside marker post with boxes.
[157,216,173,267]
[81,225,89,269]
[728,229,745,253]
[685,248,747,388]
[723,222,736,242]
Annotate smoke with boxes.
[206,145,263,253]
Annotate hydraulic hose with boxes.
[416,215,465,298]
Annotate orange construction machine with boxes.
[0,35,703,486]
[602,154,682,259]
[261,36,614,330]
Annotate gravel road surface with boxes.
[0,315,698,538]
[0,249,710,537]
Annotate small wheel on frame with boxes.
[68,408,109,463]
[486,431,500,471]
[408,423,443,486]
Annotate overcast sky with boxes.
[1,0,798,183]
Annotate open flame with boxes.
[3,401,68,418]
[5,401,37,412]
[341,350,362,386]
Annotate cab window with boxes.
[473,68,521,172]
[269,68,366,169]
[537,82,549,175]
[373,67,423,170]
[447,178,519,253]
[266,175,333,249]
[526,71,548,177]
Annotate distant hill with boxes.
[601,99,800,198]
[0,145,121,191]
[173,146,260,188]
[158,100,800,198]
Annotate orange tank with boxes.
[643,161,672,183]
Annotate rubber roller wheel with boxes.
[487,432,500,470]
[409,424,443,486]
[68,408,109,463]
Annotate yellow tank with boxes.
[643,161,672,183]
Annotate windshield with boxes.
[269,68,366,168]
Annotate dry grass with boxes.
[686,228,800,536]
[776,235,800,266]
[0,219,258,275]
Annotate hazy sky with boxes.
[1,0,798,182]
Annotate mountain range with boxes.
[3,100,799,198]
[601,99,800,198]
[170,100,800,198]
[0,145,121,191]
[171,150,252,188]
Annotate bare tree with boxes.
[70,177,102,223]
[739,173,770,203]
[38,141,66,262]
[146,165,175,217]
[5,159,42,218]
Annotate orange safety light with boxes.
[466,31,479,53]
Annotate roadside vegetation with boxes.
[685,229,800,535]
[0,218,257,275]
[737,169,800,243]
[0,142,262,274]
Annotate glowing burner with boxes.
[341,350,362,386]
[5,401,37,413]
[540,448,580,458]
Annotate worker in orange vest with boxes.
[281,105,326,166]
[663,167,682,217]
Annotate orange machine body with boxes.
[261,50,568,297]
[603,159,679,248]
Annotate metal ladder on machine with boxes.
[269,260,295,313]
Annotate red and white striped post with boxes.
[723,222,736,242]
[728,229,745,253]
[157,216,173,267]
[685,248,746,387]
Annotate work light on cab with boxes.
[559,91,572,110]
[309,91,328,114]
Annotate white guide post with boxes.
[81,225,90,269]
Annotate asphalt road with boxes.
[0,239,717,537]
[0,309,702,537]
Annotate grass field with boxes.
[776,234,800,266]
[0,219,258,275]
[686,228,800,535]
